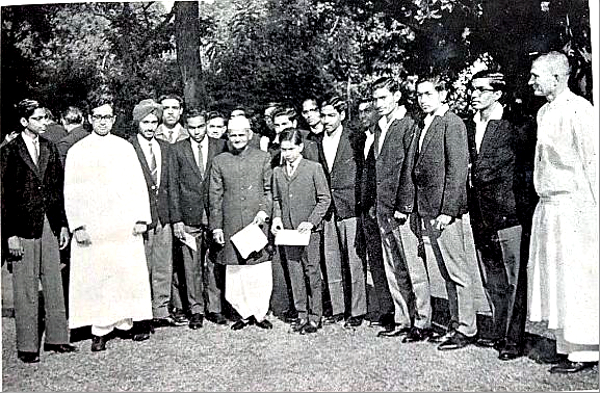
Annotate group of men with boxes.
[1,51,597,375]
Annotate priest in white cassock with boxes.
[527,51,598,374]
[64,97,153,352]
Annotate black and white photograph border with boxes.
[1,0,599,391]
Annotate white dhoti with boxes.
[225,261,273,321]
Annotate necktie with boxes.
[32,138,40,166]
[148,142,157,184]
[287,163,294,177]
[168,130,174,144]
[197,142,205,179]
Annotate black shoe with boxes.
[378,314,396,332]
[498,343,523,361]
[378,326,411,338]
[153,315,186,328]
[43,343,78,353]
[189,313,204,330]
[132,321,152,341]
[231,318,251,331]
[344,315,364,328]
[437,331,476,351]
[291,318,308,333]
[323,313,344,325]
[300,321,321,334]
[255,318,273,330]
[475,337,500,349]
[403,327,433,343]
[17,351,40,363]
[549,360,597,374]
[170,309,189,324]
[282,309,299,324]
[91,335,107,352]
[206,312,228,325]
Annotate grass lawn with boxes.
[2,314,598,392]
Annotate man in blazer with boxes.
[129,99,179,334]
[57,106,89,166]
[366,77,431,341]
[465,71,526,360]
[396,76,478,350]
[169,108,228,327]
[1,99,76,363]
[319,96,366,327]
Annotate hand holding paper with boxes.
[230,223,268,259]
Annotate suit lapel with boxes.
[477,120,500,164]
[131,136,155,186]
[286,158,305,183]
[416,116,441,166]
[183,139,202,179]
[330,130,349,175]
[158,140,170,186]
[37,138,50,179]
[16,137,41,178]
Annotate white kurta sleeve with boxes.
[572,101,598,204]
[63,144,88,231]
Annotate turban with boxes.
[132,99,163,124]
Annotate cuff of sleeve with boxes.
[256,211,268,221]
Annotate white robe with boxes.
[64,133,153,329]
[528,89,599,347]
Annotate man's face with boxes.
[358,102,374,129]
[417,82,445,114]
[273,114,296,135]
[320,105,344,133]
[187,115,207,143]
[228,128,250,150]
[160,98,182,127]
[301,100,320,127]
[372,87,400,117]
[89,104,115,136]
[207,117,226,139]
[528,60,556,98]
[280,140,303,164]
[470,79,501,112]
[22,108,48,135]
[138,113,159,140]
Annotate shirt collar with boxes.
[378,105,407,132]
[430,103,449,119]
[474,102,504,124]
[324,125,343,139]
[287,155,302,167]
[21,132,38,143]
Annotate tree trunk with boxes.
[174,1,207,108]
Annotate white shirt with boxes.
[474,102,504,153]
[363,130,375,159]
[21,132,40,164]
[190,137,209,174]
[322,125,344,172]
[137,134,162,186]
[287,156,302,177]
[376,105,407,156]
[419,104,449,151]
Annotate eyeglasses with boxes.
[92,114,114,121]
[29,115,48,121]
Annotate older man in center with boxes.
[209,116,274,330]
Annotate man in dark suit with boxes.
[169,108,228,327]
[1,99,76,363]
[57,106,89,166]
[129,99,180,335]
[40,108,68,143]
[319,96,366,328]
[396,75,478,350]
[465,71,527,360]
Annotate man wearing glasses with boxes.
[63,97,153,352]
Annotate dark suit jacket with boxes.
[319,127,361,220]
[130,136,172,228]
[57,125,90,166]
[466,117,519,237]
[1,135,68,241]
[169,137,226,226]
[41,124,68,144]
[272,158,331,230]
[396,111,469,218]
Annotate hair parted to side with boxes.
[321,96,347,114]
[417,74,450,92]
[271,106,297,122]
[278,128,304,146]
[206,110,225,121]
[372,76,401,93]
[471,70,507,92]
[185,107,207,122]
[158,93,184,106]
[16,99,42,120]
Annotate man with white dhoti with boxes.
[64,98,153,352]
[527,51,598,374]
[209,116,274,331]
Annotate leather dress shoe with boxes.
[91,335,108,352]
[189,313,204,330]
[17,351,40,363]
[153,315,183,328]
[437,331,476,351]
[231,318,252,331]
[550,360,597,374]
[378,314,396,332]
[255,318,273,330]
[170,309,189,324]
[282,309,299,324]
[132,321,152,341]
[498,343,523,361]
[206,312,228,325]
[378,326,411,338]
[475,337,499,348]
[344,315,364,328]
[323,313,344,325]
[291,318,308,333]
[300,320,321,334]
[44,343,78,353]
[403,327,433,343]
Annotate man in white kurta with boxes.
[527,51,598,373]
[64,101,153,351]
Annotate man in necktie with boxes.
[2,99,76,363]
[169,108,228,327]
[129,99,180,332]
